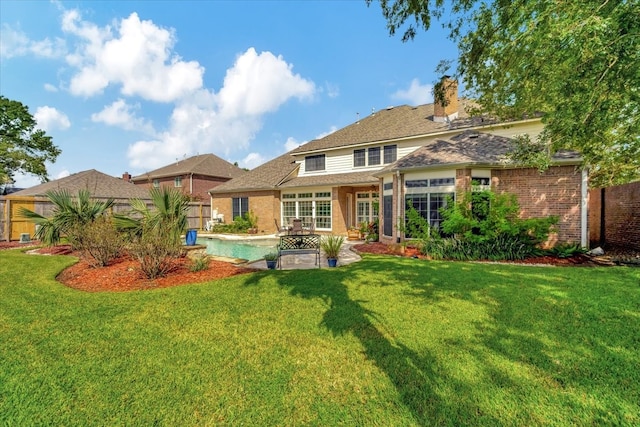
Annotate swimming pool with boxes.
[197,236,279,261]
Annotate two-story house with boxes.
[130,153,246,204]
[209,80,588,247]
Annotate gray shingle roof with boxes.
[290,100,478,154]
[278,171,378,188]
[131,153,246,181]
[6,169,152,199]
[376,130,581,174]
[209,154,299,193]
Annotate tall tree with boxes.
[0,96,61,186]
[369,0,640,187]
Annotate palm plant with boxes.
[113,187,190,248]
[18,189,114,246]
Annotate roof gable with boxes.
[131,153,246,181]
[6,169,152,199]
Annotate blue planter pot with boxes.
[327,258,338,267]
[266,260,277,270]
[185,229,197,246]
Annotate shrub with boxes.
[547,242,587,258]
[408,189,558,261]
[189,254,211,272]
[67,216,124,267]
[128,224,183,279]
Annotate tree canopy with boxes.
[0,96,61,187]
[369,0,640,187]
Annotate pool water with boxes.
[198,237,279,261]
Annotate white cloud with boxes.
[314,126,338,140]
[55,170,70,180]
[240,152,266,170]
[44,83,59,92]
[218,48,315,118]
[324,82,340,98]
[91,99,155,134]
[391,78,434,105]
[62,10,203,101]
[0,24,66,59]
[34,106,71,132]
[284,137,301,152]
[127,48,317,171]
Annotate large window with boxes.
[404,177,455,236]
[281,191,332,230]
[305,154,325,172]
[232,197,249,220]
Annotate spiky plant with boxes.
[18,189,114,247]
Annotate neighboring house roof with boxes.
[376,130,581,174]
[131,153,246,182]
[209,154,299,193]
[290,100,481,154]
[6,169,151,199]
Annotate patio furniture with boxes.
[290,218,304,235]
[274,219,291,235]
[277,234,321,269]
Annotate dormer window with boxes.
[305,154,325,172]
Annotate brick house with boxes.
[130,153,246,204]
[209,82,588,247]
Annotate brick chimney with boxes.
[122,172,132,182]
[433,77,458,123]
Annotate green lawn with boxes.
[1,249,639,426]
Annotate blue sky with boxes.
[1,0,457,188]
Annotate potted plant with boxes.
[321,235,344,267]
[264,252,279,269]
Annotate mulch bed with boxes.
[2,240,636,293]
[351,242,628,267]
[0,242,255,292]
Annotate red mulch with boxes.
[0,240,625,293]
[352,242,598,266]
[0,241,254,292]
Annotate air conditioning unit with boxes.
[19,233,31,243]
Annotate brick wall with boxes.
[492,165,584,246]
[211,190,279,234]
[133,174,229,205]
[589,181,640,250]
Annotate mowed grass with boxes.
[1,249,639,426]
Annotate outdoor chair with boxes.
[274,219,291,235]
[291,218,304,235]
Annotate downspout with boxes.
[190,173,194,196]
[396,170,402,243]
[581,168,588,248]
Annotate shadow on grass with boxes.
[250,257,505,425]
[242,256,640,424]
